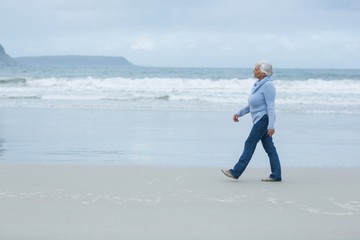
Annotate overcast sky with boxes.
[1,0,359,68]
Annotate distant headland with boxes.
[15,55,135,67]
[0,44,135,67]
[0,44,17,66]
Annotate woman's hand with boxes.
[267,128,275,137]
[233,114,239,122]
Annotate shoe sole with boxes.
[261,178,282,182]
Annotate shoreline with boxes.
[1,107,360,168]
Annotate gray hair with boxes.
[256,61,273,77]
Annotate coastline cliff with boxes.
[15,55,135,67]
[0,44,17,66]
[0,43,134,67]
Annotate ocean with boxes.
[1,65,360,114]
[1,65,360,167]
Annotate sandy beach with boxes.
[1,107,360,239]
[0,164,359,240]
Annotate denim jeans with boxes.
[230,114,282,180]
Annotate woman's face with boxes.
[253,66,265,80]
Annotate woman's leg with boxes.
[230,115,268,178]
[261,134,282,181]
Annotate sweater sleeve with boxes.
[237,104,250,117]
[263,83,276,129]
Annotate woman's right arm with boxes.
[234,105,250,122]
[237,104,250,117]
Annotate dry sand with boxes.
[0,164,359,240]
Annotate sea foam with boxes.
[0,76,359,113]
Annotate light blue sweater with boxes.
[237,76,276,129]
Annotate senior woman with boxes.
[222,61,282,182]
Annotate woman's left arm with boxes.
[263,82,276,134]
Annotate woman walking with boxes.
[221,61,282,182]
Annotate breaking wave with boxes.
[0,76,359,113]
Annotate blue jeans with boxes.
[230,114,282,180]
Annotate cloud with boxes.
[130,39,154,51]
[1,0,360,67]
